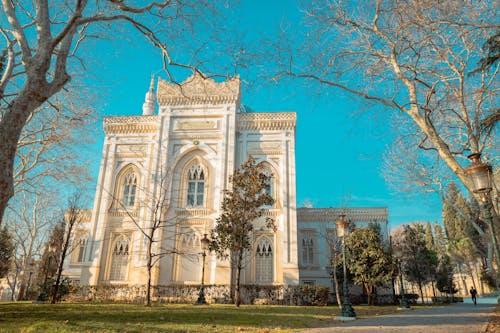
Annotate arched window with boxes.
[258,163,276,207]
[187,164,205,207]
[262,169,274,199]
[255,237,273,284]
[109,236,130,281]
[76,236,88,263]
[301,231,315,265]
[122,171,137,207]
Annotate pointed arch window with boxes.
[258,163,276,207]
[262,169,274,199]
[76,236,88,263]
[187,164,205,207]
[122,171,137,207]
[301,231,315,265]
[109,236,130,281]
[255,237,273,284]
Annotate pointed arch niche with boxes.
[174,229,203,283]
[107,234,131,282]
[254,235,274,285]
[257,161,279,208]
[111,164,141,210]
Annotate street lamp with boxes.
[195,233,210,305]
[393,242,410,309]
[464,153,493,195]
[336,214,356,319]
[464,153,499,287]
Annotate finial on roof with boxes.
[142,75,157,115]
[149,75,155,91]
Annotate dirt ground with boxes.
[483,304,499,333]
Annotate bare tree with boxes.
[322,227,342,308]
[13,96,95,199]
[107,166,187,307]
[5,190,56,299]
[0,0,226,223]
[276,0,499,272]
[51,192,84,304]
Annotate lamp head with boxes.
[200,233,210,251]
[464,153,493,194]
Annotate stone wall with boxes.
[68,284,395,305]
[68,284,331,305]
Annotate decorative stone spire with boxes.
[142,76,157,115]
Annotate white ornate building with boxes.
[65,74,300,287]
[64,74,389,294]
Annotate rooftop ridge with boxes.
[157,73,240,105]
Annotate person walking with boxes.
[469,287,477,305]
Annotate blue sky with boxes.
[81,1,443,228]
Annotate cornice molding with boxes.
[175,208,214,217]
[237,112,296,131]
[157,73,240,105]
[297,207,388,223]
[104,116,158,134]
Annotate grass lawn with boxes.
[0,302,399,333]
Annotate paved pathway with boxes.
[301,301,497,333]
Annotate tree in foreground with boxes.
[210,158,274,307]
[109,166,182,307]
[51,193,84,304]
[279,0,499,273]
[0,0,224,223]
[347,223,393,305]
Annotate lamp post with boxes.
[336,214,356,319]
[195,233,210,305]
[393,243,410,309]
[464,153,499,286]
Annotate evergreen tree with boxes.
[347,224,394,305]
[210,158,274,307]
[443,183,488,291]
[401,223,438,302]
[0,226,14,278]
[433,224,448,255]
[424,221,435,251]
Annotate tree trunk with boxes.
[332,259,342,309]
[235,250,243,307]
[365,284,373,305]
[417,280,424,304]
[0,83,60,223]
[51,216,75,304]
[146,259,152,306]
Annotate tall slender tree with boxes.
[401,224,438,302]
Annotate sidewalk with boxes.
[301,302,497,333]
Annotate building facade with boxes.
[66,74,300,287]
[64,74,389,295]
[297,207,389,287]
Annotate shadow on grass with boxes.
[0,302,398,333]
